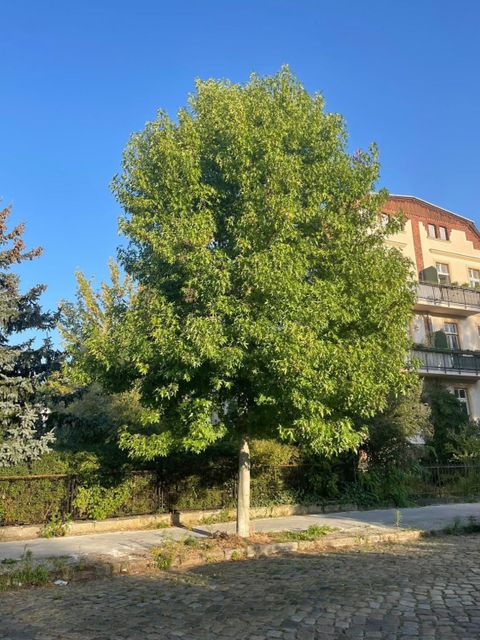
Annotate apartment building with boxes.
[383,195,480,420]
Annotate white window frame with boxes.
[436,262,451,285]
[454,388,470,416]
[444,322,460,350]
[428,223,437,239]
[469,268,480,289]
[438,226,448,240]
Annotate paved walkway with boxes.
[2,534,480,639]
[1,502,480,562]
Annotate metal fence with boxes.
[410,464,480,499]
[0,470,163,526]
[0,464,323,526]
[2,464,480,527]
[417,282,480,310]
[412,347,480,375]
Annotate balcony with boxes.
[412,347,480,378]
[416,282,480,315]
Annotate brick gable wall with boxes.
[384,195,480,273]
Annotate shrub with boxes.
[166,474,234,511]
[151,542,178,570]
[73,473,158,520]
[39,512,72,538]
[0,475,71,526]
[0,451,102,526]
[364,381,431,467]
[249,439,300,466]
[0,451,72,477]
[343,468,414,508]
[423,381,469,462]
[446,422,480,463]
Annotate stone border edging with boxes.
[1,496,471,542]
[80,527,424,577]
[1,504,339,541]
[0,527,424,590]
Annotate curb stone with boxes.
[0,527,425,589]
[2,498,474,541]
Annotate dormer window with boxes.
[427,223,448,240]
[438,226,448,240]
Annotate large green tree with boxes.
[0,206,60,466]
[65,69,416,535]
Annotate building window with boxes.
[436,262,451,285]
[438,226,448,240]
[469,268,480,288]
[444,322,460,350]
[428,224,437,238]
[380,213,389,227]
[454,388,470,416]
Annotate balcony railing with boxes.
[417,282,480,310]
[412,347,480,376]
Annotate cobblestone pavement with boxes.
[2,535,480,640]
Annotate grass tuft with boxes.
[270,524,335,542]
[0,550,50,592]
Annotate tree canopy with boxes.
[64,68,416,533]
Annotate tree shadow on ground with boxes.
[1,535,479,639]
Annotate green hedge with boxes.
[73,472,159,520]
[0,476,71,526]
[0,442,453,527]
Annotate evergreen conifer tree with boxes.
[0,206,60,466]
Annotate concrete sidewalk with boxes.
[1,502,479,563]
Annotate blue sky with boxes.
[2,0,480,322]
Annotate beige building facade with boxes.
[384,195,480,420]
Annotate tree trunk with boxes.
[236,434,250,537]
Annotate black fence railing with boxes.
[0,470,163,527]
[412,347,480,375]
[417,282,480,310]
[409,464,480,499]
[2,464,480,527]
